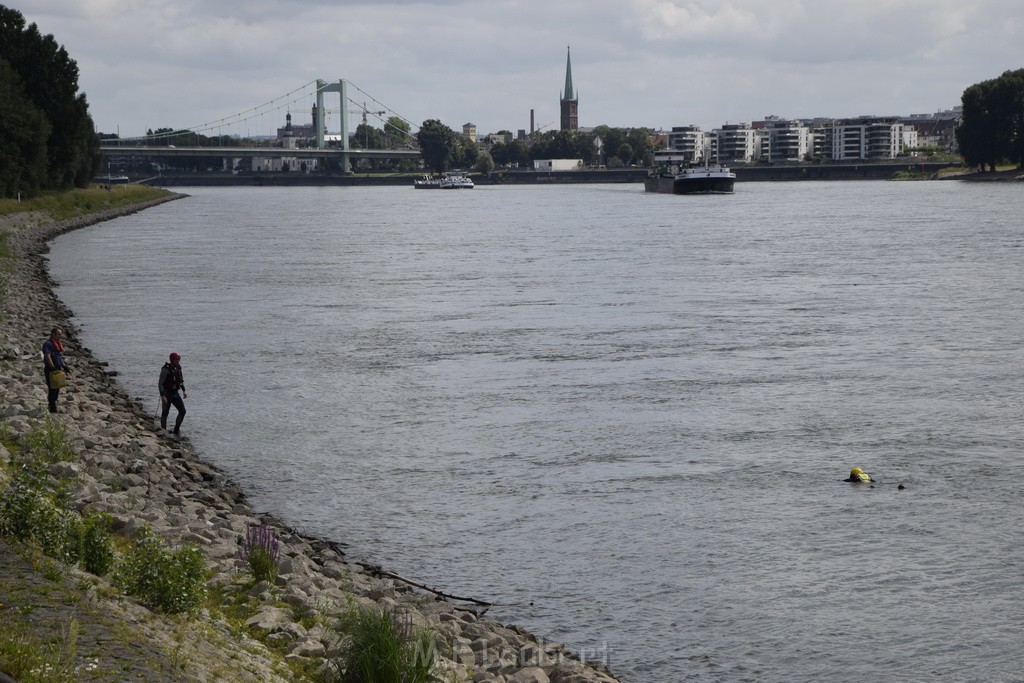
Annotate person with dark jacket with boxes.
[159,352,187,434]
[42,326,69,413]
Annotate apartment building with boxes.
[821,117,915,160]
[715,123,758,163]
[759,119,813,161]
[665,125,709,163]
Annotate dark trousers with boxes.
[44,368,60,412]
[161,390,186,432]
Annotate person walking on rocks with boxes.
[42,326,70,413]
[159,352,187,434]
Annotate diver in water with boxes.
[844,467,874,483]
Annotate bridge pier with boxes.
[316,79,350,173]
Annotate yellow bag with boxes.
[49,370,66,389]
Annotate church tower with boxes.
[560,45,578,131]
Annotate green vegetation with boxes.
[1,416,203,615]
[416,119,455,173]
[0,5,102,198]
[956,68,1024,171]
[0,614,82,682]
[22,416,74,463]
[241,523,281,584]
[0,184,172,219]
[335,605,435,683]
[112,527,206,614]
[79,512,115,577]
[0,418,116,569]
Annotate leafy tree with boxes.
[384,116,412,148]
[490,140,529,167]
[453,135,478,169]
[416,119,457,172]
[353,122,386,150]
[0,5,100,195]
[626,128,654,167]
[617,142,634,166]
[0,58,50,197]
[474,150,495,174]
[592,125,624,165]
[956,68,1024,170]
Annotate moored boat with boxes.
[414,175,441,189]
[439,174,474,189]
[414,173,474,189]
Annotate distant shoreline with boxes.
[132,161,1010,188]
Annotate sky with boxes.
[18,0,1024,139]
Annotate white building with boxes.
[759,119,813,162]
[822,117,915,160]
[714,124,759,163]
[534,159,583,171]
[665,126,709,163]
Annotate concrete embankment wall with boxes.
[733,161,950,181]
[0,198,620,683]
[143,163,954,188]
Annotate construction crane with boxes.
[351,102,387,126]
[531,121,555,140]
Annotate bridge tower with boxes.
[316,79,351,172]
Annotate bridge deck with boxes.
[100,145,419,160]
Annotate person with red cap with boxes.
[159,352,187,435]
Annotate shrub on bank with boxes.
[334,605,435,683]
[1,417,202,607]
[23,417,75,463]
[113,526,206,614]
[0,424,114,571]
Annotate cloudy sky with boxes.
[19,0,1024,138]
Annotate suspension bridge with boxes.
[99,79,421,173]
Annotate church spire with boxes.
[562,45,576,102]
[559,45,579,131]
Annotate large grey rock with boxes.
[245,606,293,632]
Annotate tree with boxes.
[453,135,478,169]
[956,68,1024,170]
[416,119,457,173]
[0,58,50,197]
[626,128,654,167]
[490,140,529,167]
[384,116,411,148]
[353,123,386,150]
[591,125,616,164]
[474,150,495,174]
[617,143,634,166]
[0,5,101,195]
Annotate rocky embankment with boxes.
[0,198,619,683]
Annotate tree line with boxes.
[956,68,1024,171]
[0,5,101,198]
[416,121,655,174]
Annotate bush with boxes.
[336,606,435,683]
[80,512,115,577]
[240,523,280,584]
[0,463,83,565]
[0,463,51,540]
[23,417,75,464]
[114,527,206,614]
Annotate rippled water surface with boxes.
[50,182,1024,681]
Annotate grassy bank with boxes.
[0,185,173,221]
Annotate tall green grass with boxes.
[0,185,172,219]
[336,606,435,683]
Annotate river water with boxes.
[49,181,1024,681]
